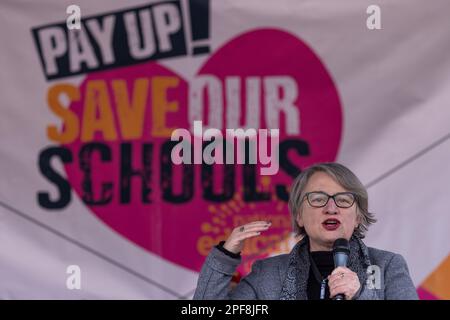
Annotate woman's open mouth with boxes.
[322,218,341,231]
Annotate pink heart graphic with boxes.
[63,28,342,273]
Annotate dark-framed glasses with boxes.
[303,191,356,208]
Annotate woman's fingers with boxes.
[231,223,271,242]
[328,267,352,287]
[233,221,271,231]
[235,231,263,242]
[329,284,350,299]
[223,221,271,253]
[245,220,271,226]
[328,267,360,300]
[235,222,271,233]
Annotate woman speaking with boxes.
[194,162,418,300]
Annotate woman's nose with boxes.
[324,197,338,214]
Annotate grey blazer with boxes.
[193,236,418,300]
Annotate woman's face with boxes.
[296,172,360,251]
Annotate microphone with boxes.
[332,238,350,300]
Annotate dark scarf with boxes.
[280,235,372,300]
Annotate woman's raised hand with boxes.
[223,221,272,254]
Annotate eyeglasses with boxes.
[302,191,356,208]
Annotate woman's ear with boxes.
[296,211,304,228]
[355,210,362,229]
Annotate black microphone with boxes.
[332,238,350,300]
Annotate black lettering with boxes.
[120,142,153,203]
[79,143,113,205]
[243,140,270,202]
[276,139,310,201]
[37,146,72,209]
[161,140,193,203]
[202,141,235,202]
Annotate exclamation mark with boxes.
[188,0,210,55]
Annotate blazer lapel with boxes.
[348,236,372,288]
[280,238,309,300]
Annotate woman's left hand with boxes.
[328,267,361,300]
